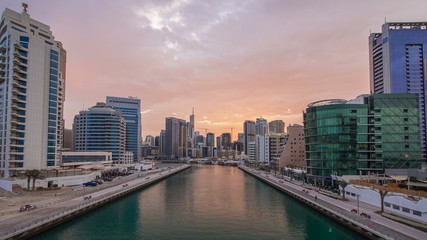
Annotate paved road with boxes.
[0,165,189,238]
[241,166,427,240]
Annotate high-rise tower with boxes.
[369,22,427,160]
[106,96,142,162]
[165,117,187,159]
[0,7,66,177]
[73,103,126,162]
[243,120,256,154]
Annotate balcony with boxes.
[0,60,5,67]
[12,80,27,89]
[12,73,27,81]
[13,58,27,66]
[10,133,25,139]
[13,50,28,60]
[13,65,27,73]
[0,52,5,60]
[12,96,26,103]
[11,110,26,117]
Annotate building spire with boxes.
[192,107,194,115]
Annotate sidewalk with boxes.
[0,165,189,239]
[241,166,427,240]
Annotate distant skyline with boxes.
[2,0,427,140]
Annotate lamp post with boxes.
[357,195,360,214]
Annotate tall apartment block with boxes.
[255,117,268,136]
[0,8,66,177]
[165,117,187,159]
[243,120,255,154]
[279,124,305,168]
[269,120,285,134]
[255,133,287,168]
[106,96,141,162]
[369,22,427,159]
[73,103,126,162]
[304,94,421,178]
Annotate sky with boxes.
[2,0,427,141]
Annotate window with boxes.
[404,136,409,140]
[402,207,410,213]
[403,109,408,113]
[405,145,410,149]
[404,127,409,131]
[393,205,400,210]
[413,210,421,216]
[404,118,409,122]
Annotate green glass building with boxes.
[304,94,421,179]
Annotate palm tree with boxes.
[339,180,349,200]
[301,171,307,185]
[29,169,43,191]
[24,170,32,190]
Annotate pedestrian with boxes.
[315,195,317,201]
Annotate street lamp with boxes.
[357,195,360,214]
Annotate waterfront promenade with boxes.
[0,165,190,240]
[239,165,427,240]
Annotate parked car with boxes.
[93,179,104,184]
[102,178,113,182]
[83,182,97,187]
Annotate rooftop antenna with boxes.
[22,3,28,13]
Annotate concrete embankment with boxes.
[239,166,416,240]
[0,165,191,240]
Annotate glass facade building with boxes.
[73,103,126,162]
[106,96,141,162]
[369,22,427,160]
[304,94,421,178]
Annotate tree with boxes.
[301,171,307,185]
[339,180,349,200]
[378,190,389,213]
[280,167,285,179]
[24,170,32,190]
[29,169,43,191]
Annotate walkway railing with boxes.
[0,165,189,240]
[240,166,415,240]
[1,167,172,217]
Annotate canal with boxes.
[33,165,365,240]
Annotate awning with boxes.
[389,176,408,181]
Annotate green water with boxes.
[33,165,365,239]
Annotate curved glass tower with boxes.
[304,94,421,179]
[73,103,126,162]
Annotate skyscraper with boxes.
[106,96,141,162]
[165,117,187,159]
[73,103,126,162]
[0,8,66,177]
[256,117,268,136]
[206,133,215,147]
[221,133,232,150]
[188,108,195,148]
[269,120,285,134]
[369,22,427,159]
[243,120,256,154]
[159,130,166,156]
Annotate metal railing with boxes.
[240,166,415,240]
[0,165,189,240]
